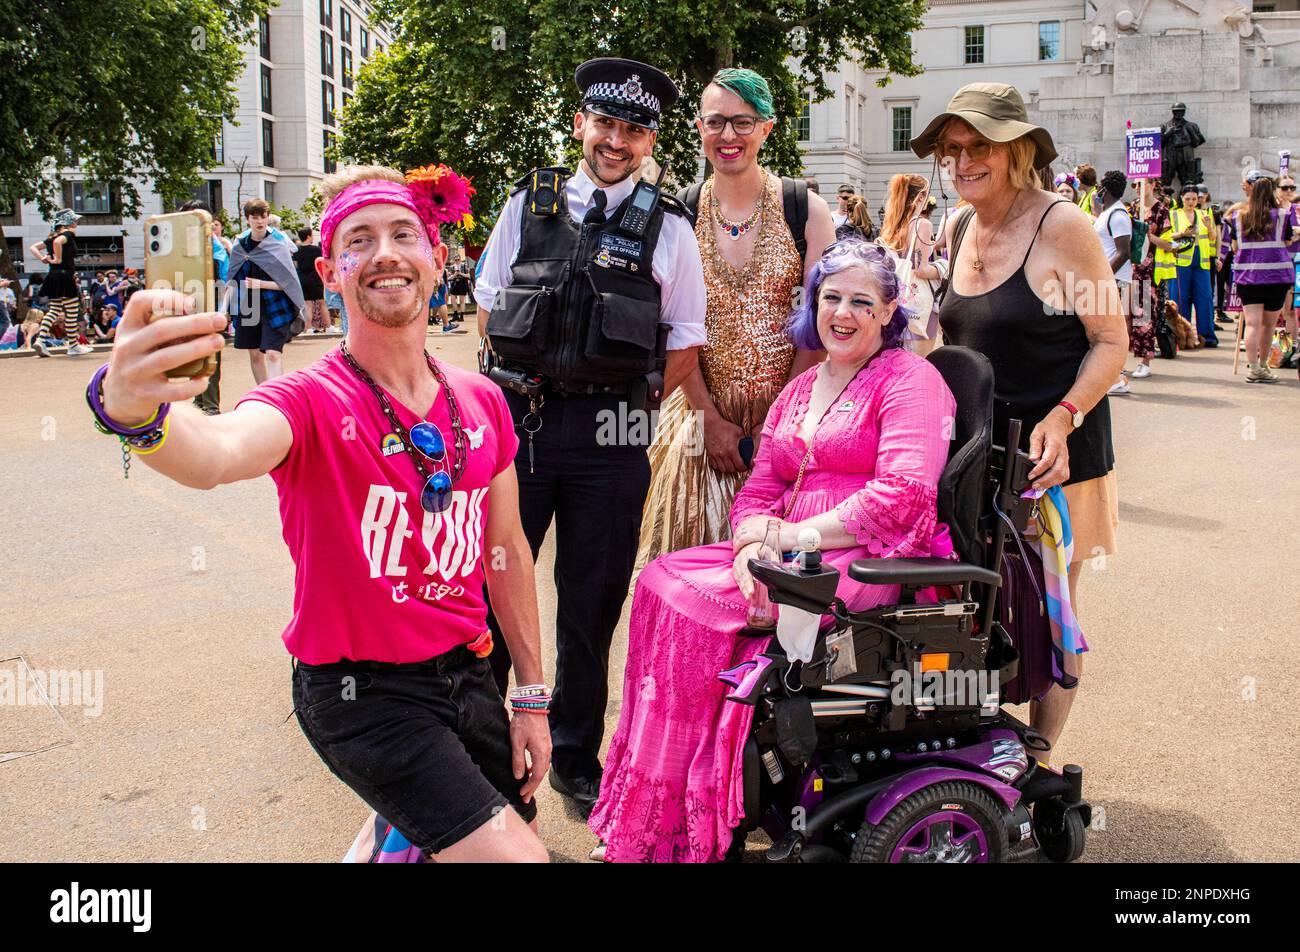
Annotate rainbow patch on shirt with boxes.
[380,432,406,457]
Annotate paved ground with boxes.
[1,329,1297,862]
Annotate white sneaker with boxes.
[1107,377,1131,395]
[67,343,94,356]
[1130,363,1152,379]
[33,339,52,357]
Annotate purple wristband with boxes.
[86,363,169,436]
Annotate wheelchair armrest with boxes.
[848,556,1001,589]
[751,560,841,615]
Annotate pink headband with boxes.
[320,180,436,258]
[319,166,476,258]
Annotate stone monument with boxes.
[1029,0,1300,201]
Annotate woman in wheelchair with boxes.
[589,240,956,861]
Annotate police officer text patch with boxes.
[595,232,645,271]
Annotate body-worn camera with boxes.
[529,170,565,216]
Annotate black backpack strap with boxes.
[657,192,691,220]
[935,206,976,306]
[781,176,809,260]
[675,181,704,226]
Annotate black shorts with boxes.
[1236,282,1291,311]
[292,647,537,855]
[234,314,294,352]
[449,279,471,296]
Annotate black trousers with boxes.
[486,389,651,780]
[194,346,222,413]
[1215,252,1233,315]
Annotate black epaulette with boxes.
[657,191,691,220]
[509,166,571,196]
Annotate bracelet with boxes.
[511,706,550,717]
[86,363,169,436]
[126,415,171,455]
[508,684,550,700]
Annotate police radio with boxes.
[619,162,666,237]
[529,169,565,216]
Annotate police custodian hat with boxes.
[575,58,679,131]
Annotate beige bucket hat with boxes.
[911,83,1057,169]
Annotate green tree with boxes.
[0,0,270,305]
[342,0,924,242]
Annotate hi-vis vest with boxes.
[1170,207,1214,269]
[1077,186,1098,218]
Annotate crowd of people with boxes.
[822,161,1299,391]
[77,56,1294,865]
[1,202,479,364]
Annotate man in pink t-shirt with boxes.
[94,163,552,863]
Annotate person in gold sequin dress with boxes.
[637,69,835,565]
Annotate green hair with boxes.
[709,68,775,120]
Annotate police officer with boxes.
[474,58,706,815]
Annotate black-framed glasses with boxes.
[1281,185,1297,192]
[409,422,453,513]
[698,113,761,136]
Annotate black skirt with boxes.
[41,269,78,300]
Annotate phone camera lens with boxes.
[149,225,160,236]
[150,241,160,252]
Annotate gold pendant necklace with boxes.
[972,192,1021,272]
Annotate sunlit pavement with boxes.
[1,329,1297,862]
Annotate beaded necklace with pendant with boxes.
[712,192,762,240]
[339,341,467,490]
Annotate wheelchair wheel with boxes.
[851,781,1008,863]
[1032,799,1086,863]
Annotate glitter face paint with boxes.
[416,234,434,262]
[338,250,361,283]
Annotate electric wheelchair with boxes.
[724,346,1091,863]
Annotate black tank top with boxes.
[41,233,79,299]
[939,200,1114,485]
[45,234,76,272]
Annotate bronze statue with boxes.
[1161,102,1206,191]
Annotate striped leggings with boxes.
[38,297,80,343]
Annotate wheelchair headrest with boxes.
[927,346,994,453]
[926,346,994,565]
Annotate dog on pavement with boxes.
[1165,301,1202,350]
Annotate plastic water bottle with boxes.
[746,518,782,629]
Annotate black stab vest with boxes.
[486,169,678,390]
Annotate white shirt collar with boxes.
[570,164,637,219]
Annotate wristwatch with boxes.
[1057,400,1084,429]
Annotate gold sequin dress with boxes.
[637,173,805,565]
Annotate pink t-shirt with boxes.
[238,348,518,664]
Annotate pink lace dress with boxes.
[588,348,956,861]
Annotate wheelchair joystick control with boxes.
[794,528,822,572]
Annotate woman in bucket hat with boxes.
[913,83,1128,760]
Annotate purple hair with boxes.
[788,238,912,351]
